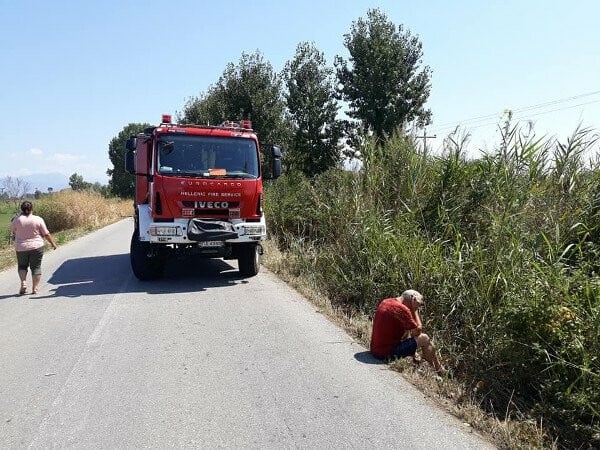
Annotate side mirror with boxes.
[125,149,135,174]
[271,145,282,179]
[125,137,137,151]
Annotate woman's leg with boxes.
[30,247,44,294]
[32,274,42,294]
[16,251,28,294]
[18,269,27,293]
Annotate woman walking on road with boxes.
[10,201,57,295]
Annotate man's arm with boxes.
[408,308,423,337]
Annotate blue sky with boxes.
[1,0,599,185]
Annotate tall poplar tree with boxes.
[283,42,343,176]
[336,9,432,142]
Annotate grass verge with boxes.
[262,239,550,449]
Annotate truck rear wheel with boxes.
[130,231,164,281]
[238,244,260,277]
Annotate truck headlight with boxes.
[149,226,182,236]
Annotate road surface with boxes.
[0,219,493,448]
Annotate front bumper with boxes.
[138,208,266,245]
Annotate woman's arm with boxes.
[45,233,57,250]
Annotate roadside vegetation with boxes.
[95,6,599,447]
[0,190,131,271]
[263,123,600,449]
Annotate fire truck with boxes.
[124,115,282,280]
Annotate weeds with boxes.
[0,190,131,271]
[264,125,600,448]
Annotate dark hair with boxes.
[20,201,33,215]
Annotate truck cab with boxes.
[125,115,282,280]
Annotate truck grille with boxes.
[181,201,240,218]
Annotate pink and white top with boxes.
[10,214,50,252]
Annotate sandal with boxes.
[19,285,27,295]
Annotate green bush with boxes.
[264,126,600,447]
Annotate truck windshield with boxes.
[157,135,259,178]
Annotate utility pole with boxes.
[416,128,436,152]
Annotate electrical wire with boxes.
[429,90,600,134]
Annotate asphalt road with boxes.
[0,219,493,449]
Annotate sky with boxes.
[1,0,599,186]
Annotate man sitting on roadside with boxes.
[370,289,447,377]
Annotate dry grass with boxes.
[0,191,132,272]
[34,190,132,233]
[262,239,550,449]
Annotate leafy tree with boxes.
[107,123,149,198]
[336,8,432,142]
[90,182,110,197]
[181,88,226,127]
[283,42,343,176]
[69,173,88,191]
[181,51,291,147]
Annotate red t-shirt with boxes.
[370,298,418,358]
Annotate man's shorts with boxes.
[392,337,418,358]
[16,247,44,275]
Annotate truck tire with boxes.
[238,244,260,277]
[130,231,164,281]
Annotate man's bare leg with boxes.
[416,333,446,374]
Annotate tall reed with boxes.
[264,125,600,448]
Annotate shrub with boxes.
[264,126,600,448]
[32,190,131,233]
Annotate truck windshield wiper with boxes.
[175,172,201,177]
[224,173,256,179]
[161,171,256,179]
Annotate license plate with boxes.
[198,241,224,247]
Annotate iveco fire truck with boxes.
[124,115,281,280]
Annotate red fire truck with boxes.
[124,115,281,280]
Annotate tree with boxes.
[107,123,149,198]
[1,176,31,210]
[69,173,86,191]
[181,51,291,147]
[336,9,432,142]
[283,42,343,176]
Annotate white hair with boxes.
[401,289,423,304]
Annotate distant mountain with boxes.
[22,173,70,193]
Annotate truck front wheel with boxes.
[238,244,260,277]
[130,232,164,281]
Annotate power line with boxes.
[432,89,600,129]
[469,99,600,132]
[430,89,600,133]
[431,96,600,135]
